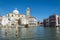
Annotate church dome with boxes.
[13,8,19,14]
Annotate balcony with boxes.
[50,20,56,22]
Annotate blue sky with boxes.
[0,0,60,21]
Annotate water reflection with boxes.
[56,27,60,40]
[15,31,18,40]
[56,27,60,33]
[5,32,9,40]
[0,26,60,40]
[21,27,36,38]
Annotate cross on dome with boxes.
[15,8,17,10]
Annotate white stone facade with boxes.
[2,8,37,27]
[56,15,59,26]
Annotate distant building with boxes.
[49,14,58,27]
[43,18,49,27]
[58,16,60,26]
[43,14,60,27]
[28,17,37,26]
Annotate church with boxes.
[6,8,37,27]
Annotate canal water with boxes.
[0,26,60,40]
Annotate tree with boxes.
[18,18,21,25]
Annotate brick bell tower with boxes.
[26,7,30,19]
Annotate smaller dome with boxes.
[13,8,19,14]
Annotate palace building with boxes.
[43,14,60,27]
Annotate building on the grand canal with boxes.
[58,16,60,26]
[28,17,37,26]
[43,14,60,27]
[49,14,59,27]
[2,8,37,26]
[43,18,49,27]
